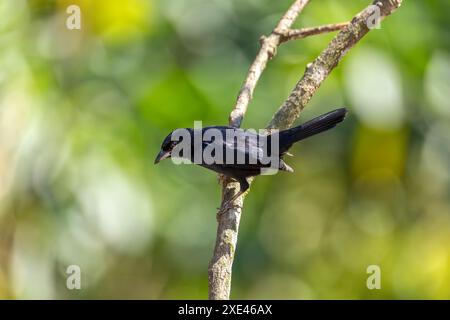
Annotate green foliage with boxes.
[0,0,449,299]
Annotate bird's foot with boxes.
[216,201,241,216]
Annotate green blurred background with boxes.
[0,0,449,299]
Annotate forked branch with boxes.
[208,0,403,300]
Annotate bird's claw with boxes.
[217,201,240,216]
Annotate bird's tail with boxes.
[278,108,347,153]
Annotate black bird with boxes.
[155,108,347,210]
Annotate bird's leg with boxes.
[217,178,249,216]
[217,192,244,216]
[220,190,244,211]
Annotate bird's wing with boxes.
[201,127,272,169]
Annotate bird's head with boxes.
[154,131,178,164]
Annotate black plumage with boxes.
[155,108,347,209]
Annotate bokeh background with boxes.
[0,0,449,299]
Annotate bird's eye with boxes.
[164,141,177,151]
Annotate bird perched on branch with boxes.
[155,108,347,211]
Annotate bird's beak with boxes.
[154,150,171,164]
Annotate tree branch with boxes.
[268,0,402,130]
[228,0,311,128]
[208,0,403,300]
[208,1,310,301]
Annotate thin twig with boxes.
[279,22,349,43]
[208,0,403,300]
